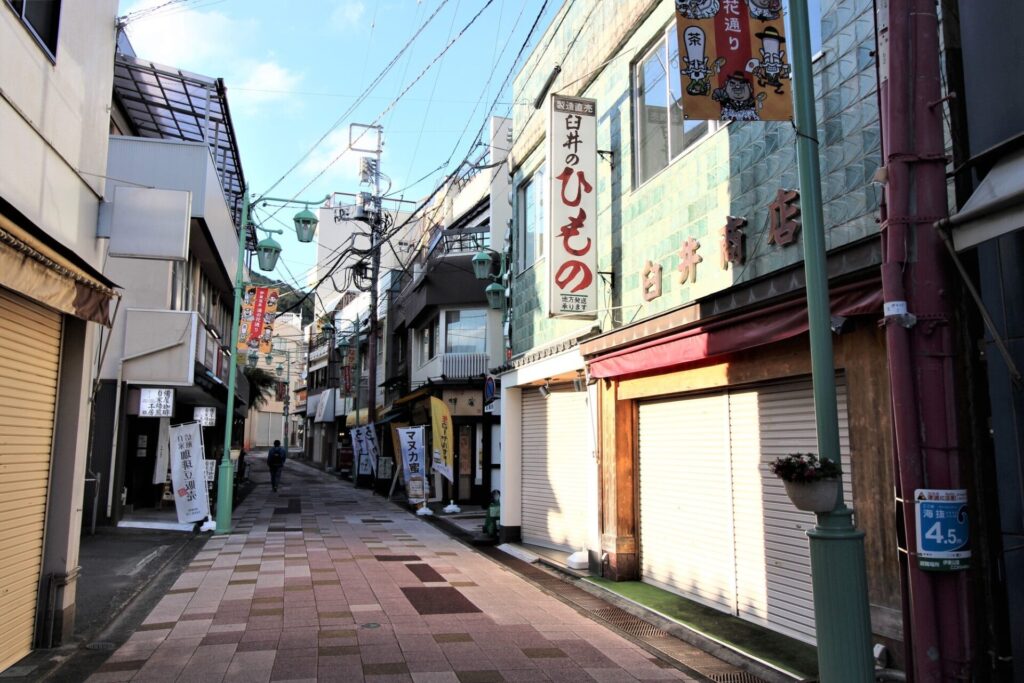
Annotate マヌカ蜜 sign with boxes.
[398,426,427,505]
[547,94,598,319]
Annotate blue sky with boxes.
[118,0,553,290]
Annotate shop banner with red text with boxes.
[429,397,454,482]
[547,94,598,319]
[675,0,792,121]
[237,286,280,354]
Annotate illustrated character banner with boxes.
[675,0,793,121]
[236,285,280,354]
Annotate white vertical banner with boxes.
[168,421,210,523]
[547,94,598,319]
[354,425,379,476]
[152,416,171,484]
[398,426,427,505]
[364,424,381,477]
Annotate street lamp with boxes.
[472,249,509,310]
[246,350,259,368]
[275,362,284,377]
[293,207,319,243]
[216,191,331,535]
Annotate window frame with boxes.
[418,315,440,366]
[5,0,61,61]
[632,23,717,188]
[517,164,547,272]
[444,308,487,355]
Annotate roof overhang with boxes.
[945,146,1024,251]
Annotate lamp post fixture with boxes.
[215,191,329,535]
[471,249,509,310]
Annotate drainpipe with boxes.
[876,0,972,678]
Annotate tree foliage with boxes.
[243,366,279,411]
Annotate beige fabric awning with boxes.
[0,213,118,326]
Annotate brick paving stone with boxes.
[90,461,738,682]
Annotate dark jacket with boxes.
[267,446,287,468]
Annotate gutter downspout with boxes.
[876,0,972,678]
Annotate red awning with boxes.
[587,281,882,379]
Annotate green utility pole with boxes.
[216,188,251,534]
[789,1,874,679]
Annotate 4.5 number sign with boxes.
[915,489,970,571]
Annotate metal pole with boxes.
[216,188,250,534]
[789,2,873,679]
[282,350,290,449]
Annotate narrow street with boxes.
[83,459,699,683]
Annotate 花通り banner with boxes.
[429,397,454,482]
[547,94,598,319]
[675,0,793,121]
[237,286,280,354]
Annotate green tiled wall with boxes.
[509,0,880,355]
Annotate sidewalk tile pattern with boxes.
[87,462,697,682]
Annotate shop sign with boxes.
[140,388,174,417]
[193,406,217,427]
[547,94,598,319]
[915,489,970,571]
[675,0,793,121]
[204,459,216,490]
[430,397,454,482]
[237,286,280,354]
[168,421,210,523]
[354,424,379,477]
[398,426,427,505]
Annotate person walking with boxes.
[267,440,287,492]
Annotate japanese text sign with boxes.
[430,397,454,483]
[140,388,174,417]
[354,424,379,477]
[547,94,598,319]
[398,426,427,505]
[675,0,793,121]
[168,421,210,523]
[193,406,216,427]
[915,489,970,571]
[237,286,280,354]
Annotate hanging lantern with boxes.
[276,363,284,378]
[472,251,493,280]
[293,208,318,243]
[265,353,274,365]
[246,350,259,368]
[485,282,505,310]
[255,235,282,271]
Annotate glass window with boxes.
[445,309,486,354]
[518,166,545,270]
[418,316,439,365]
[635,26,708,185]
[6,0,61,57]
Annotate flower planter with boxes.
[783,478,840,513]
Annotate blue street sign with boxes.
[914,489,970,571]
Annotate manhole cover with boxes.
[86,641,118,651]
[361,623,380,629]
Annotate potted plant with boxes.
[769,452,842,513]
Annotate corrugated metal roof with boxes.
[112,53,251,244]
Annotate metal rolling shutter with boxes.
[0,287,61,670]
[521,388,589,552]
[638,393,737,613]
[731,378,852,644]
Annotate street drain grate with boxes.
[86,641,118,651]
[708,674,766,683]
[592,607,668,638]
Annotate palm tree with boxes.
[243,366,279,410]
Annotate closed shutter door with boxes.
[638,393,737,613]
[0,287,61,670]
[521,388,589,552]
[731,378,852,644]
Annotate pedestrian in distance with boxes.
[267,440,287,492]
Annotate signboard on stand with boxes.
[168,421,210,523]
[915,489,970,571]
[398,426,427,505]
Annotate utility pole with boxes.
[876,0,972,678]
[350,123,384,487]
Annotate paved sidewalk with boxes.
[86,460,698,683]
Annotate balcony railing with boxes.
[427,226,490,257]
[441,353,489,379]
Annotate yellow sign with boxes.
[675,0,793,121]
[430,397,454,482]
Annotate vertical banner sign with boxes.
[915,489,970,571]
[429,397,454,482]
[354,425,379,476]
[399,426,427,505]
[152,416,171,484]
[548,94,598,319]
[365,424,381,478]
[675,0,793,121]
[237,286,280,354]
[168,421,211,523]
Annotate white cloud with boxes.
[298,128,363,189]
[330,1,366,30]
[230,60,303,109]
[121,0,251,69]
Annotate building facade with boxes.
[499,0,902,657]
[0,0,120,666]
